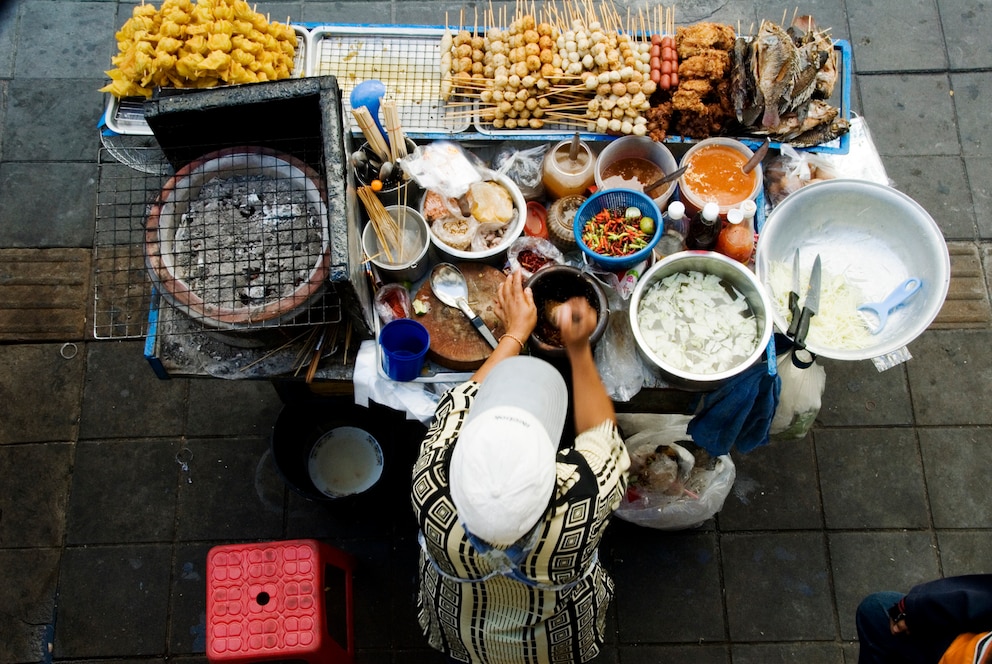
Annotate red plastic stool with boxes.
[206,539,355,664]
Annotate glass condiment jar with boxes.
[542,139,596,200]
[686,202,721,250]
[715,207,754,264]
[547,194,585,251]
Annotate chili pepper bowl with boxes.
[573,189,662,272]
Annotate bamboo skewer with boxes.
[352,106,390,161]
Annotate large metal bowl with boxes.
[630,251,773,391]
[755,179,950,361]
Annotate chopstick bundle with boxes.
[351,106,390,161]
[357,185,402,263]
[382,98,408,163]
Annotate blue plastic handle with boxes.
[857,278,923,334]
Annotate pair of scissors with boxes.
[786,250,821,367]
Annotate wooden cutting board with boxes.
[413,263,507,371]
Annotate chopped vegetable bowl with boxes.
[630,252,773,390]
[574,189,662,271]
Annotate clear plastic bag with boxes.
[614,414,736,530]
[493,142,549,201]
[400,141,483,199]
[593,287,646,402]
[507,236,564,280]
[764,144,839,207]
[770,350,826,440]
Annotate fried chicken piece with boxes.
[674,78,716,99]
[677,51,732,80]
[676,22,736,57]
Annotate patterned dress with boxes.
[411,381,630,664]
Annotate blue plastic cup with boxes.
[379,318,430,381]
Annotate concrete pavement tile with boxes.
[334,538,399,651]
[0,548,60,664]
[919,426,992,528]
[939,0,992,69]
[731,643,845,664]
[966,159,992,238]
[930,242,992,329]
[721,532,835,641]
[66,438,181,544]
[847,0,946,73]
[302,2,393,23]
[952,72,992,156]
[818,358,913,427]
[828,531,940,640]
[859,74,958,156]
[0,162,97,248]
[16,1,117,80]
[619,644,729,664]
[605,526,724,643]
[719,438,824,531]
[885,156,975,240]
[175,437,284,541]
[186,379,283,436]
[935,531,992,575]
[54,543,172,658]
[0,1,19,79]
[0,248,92,341]
[170,542,210,656]
[814,428,929,529]
[3,78,105,161]
[906,330,992,425]
[79,341,188,439]
[0,442,71,546]
[0,343,84,444]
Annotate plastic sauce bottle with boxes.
[686,202,721,250]
[542,138,596,200]
[524,201,549,239]
[715,207,754,263]
[655,201,687,257]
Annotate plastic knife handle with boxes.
[786,292,801,337]
[793,308,814,350]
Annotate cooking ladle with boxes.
[643,165,688,194]
[857,277,923,335]
[429,263,500,348]
[350,79,388,145]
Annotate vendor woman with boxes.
[411,269,631,664]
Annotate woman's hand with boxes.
[495,269,537,340]
[556,297,598,354]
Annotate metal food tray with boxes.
[473,39,853,155]
[101,25,310,136]
[307,24,471,137]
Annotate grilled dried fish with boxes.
[790,116,850,148]
[755,20,800,128]
[789,15,837,98]
[731,36,761,126]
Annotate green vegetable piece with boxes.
[624,206,642,221]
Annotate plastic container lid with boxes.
[727,208,744,225]
[702,202,720,221]
[667,201,685,220]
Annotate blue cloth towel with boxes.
[687,363,782,456]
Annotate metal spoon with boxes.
[429,263,500,348]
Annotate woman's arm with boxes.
[470,269,537,383]
[558,298,616,433]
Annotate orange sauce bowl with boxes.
[678,138,763,219]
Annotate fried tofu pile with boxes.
[100,0,297,98]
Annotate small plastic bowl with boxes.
[573,189,662,271]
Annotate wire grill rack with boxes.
[94,143,342,340]
[308,25,471,135]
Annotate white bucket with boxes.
[307,427,384,498]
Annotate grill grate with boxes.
[94,144,342,341]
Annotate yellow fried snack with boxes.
[100,0,296,97]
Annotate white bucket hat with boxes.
[449,356,568,546]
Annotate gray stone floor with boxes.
[1,0,991,663]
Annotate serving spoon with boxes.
[429,263,500,348]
